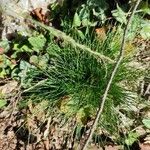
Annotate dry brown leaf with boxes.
[95,27,106,41]
[0,80,18,95]
[31,8,47,23]
[104,145,122,150]
[135,125,146,137]
[0,47,5,54]
[144,135,150,144]
[140,143,150,150]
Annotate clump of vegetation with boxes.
[16,29,141,128]
[0,0,150,149]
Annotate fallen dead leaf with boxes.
[105,145,122,150]
[0,47,5,54]
[0,80,18,95]
[135,125,146,136]
[95,27,106,41]
[144,135,150,144]
[31,8,45,23]
[140,143,150,150]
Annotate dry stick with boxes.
[1,5,114,64]
[31,20,114,63]
[80,0,142,150]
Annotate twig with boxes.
[29,20,114,63]
[22,79,48,93]
[1,5,114,64]
[79,0,142,150]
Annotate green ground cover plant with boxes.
[0,0,149,149]
[14,27,142,138]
